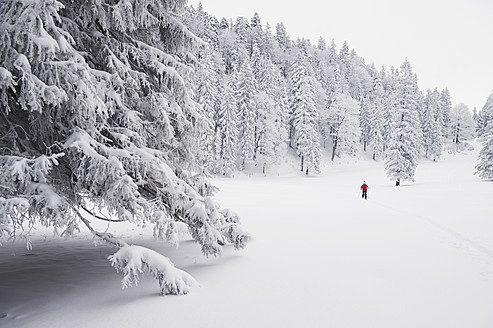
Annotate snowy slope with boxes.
[1,142,492,328]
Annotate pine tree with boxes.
[370,102,385,160]
[359,97,372,152]
[215,78,238,176]
[275,22,290,50]
[235,60,257,170]
[0,0,248,295]
[440,88,453,139]
[475,93,493,180]
[338,40,352,94]
[368,72,385,160]
[473,107,479,123]
[219,18,229,30]
[477,92,493,137]
[194,49,221,173]
[422,90,443,160]
[380,66,398,154]
[384,60,423,186]
[182,3,219,48]
[289,50,321,174]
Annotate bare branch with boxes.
[73,207,128,247]
[81,206,125,223]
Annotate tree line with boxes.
[184,5,484,184]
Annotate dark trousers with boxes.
[362,190,367,199]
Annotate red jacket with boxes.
[361,183,368,191]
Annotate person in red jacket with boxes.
[360,181,369,199]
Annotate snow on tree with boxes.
[251,39,278,94]
[369,102,385,160]
[359,97,372,152]
[380,66,398,154]
[193,49,222,173]
[275,22,290,50]
[317,37,327,51]
[349,53,373,102]
[253,90,287,174]
[384,60,423,186]
[215,78,238,176]
[422,90,443,160]
[327,93,361,161]
[182,3,219,49]
[250,48,287,173]
[0,0,248,295]
[450,103,476,144]
[235,60,257,170]
[440,88,453,138]
[109,245,198,295]
[475,92,493,180]
[472,107,479,123]
[338,41,352,94]
[477,92,493,137]
[368,70,385,160]
[289,50,321,174]
[233,17,250,47]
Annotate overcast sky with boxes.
[188,0,493,111]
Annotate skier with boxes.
[360,181,369,199]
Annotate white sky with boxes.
[188,0,493,111]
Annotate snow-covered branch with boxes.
[108,245,198,295]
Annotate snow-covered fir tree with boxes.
[422,90,443,160]
[359,97,372,152]
[215,78,238,176]
[289,49,321,174]
[275,22,290,50]
[235,60,257,170]
[384,60,424,185]
[0,0,248,295]
[193,49,222,173]
[440,88,453,139]
[477,92,493,137]
[380,66,398,155]
[368,70,385,160]
[475,92,493,180]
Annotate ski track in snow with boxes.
[370,198,493,262]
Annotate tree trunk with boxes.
[331,136,338,161]
[289,124,295,148]
[300,155,304,172]
[395,178,400,186]
[455,123,460,144]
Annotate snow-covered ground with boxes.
[1,142,493,328]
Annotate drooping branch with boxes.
[73,206,128,247]
[81,205,125,223]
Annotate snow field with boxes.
[1,144,492,328]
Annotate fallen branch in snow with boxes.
[108,245,198,295]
